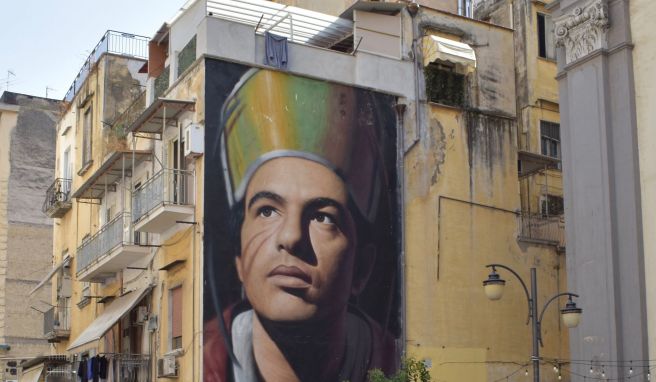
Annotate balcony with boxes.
[43,305,71,343]
[133,169,194,234]
[518,213,565,249]
[76,213,150,282]
[114,354,151,381]
[42,178,72,218]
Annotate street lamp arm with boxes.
[486,263,532,323]
[538,292,579,326]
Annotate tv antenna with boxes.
[5,70,15,91]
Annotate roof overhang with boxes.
[127,98,195,137]
[67,286,151,351]
[518,150,561,177]
[72,150,152,200]
[422,35,477,72]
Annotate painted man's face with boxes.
[236,157,359,323]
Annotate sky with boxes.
[0,0,186,100]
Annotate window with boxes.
[537,13,555,59]
[170,286,183,350]
[425,62,466,107]
[177,35,197,78]
[540,121,560,159]
[541,195,564,216]
[82,106,93,168]
[458,0,473,18]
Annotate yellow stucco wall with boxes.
[630,0,656,362]
[404,103,569,381]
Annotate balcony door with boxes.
[62,146,72,195]
[171,138,186,204]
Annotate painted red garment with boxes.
[203,304,397,382]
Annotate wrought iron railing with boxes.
[45,363,73,381]
[76,213,136,275]
[44,304,71,336]
[64,31,149,103]
[132,169,194,224]
[42,178,72,214]
[113,354,151,382]
[518,213,565,247]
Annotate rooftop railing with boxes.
[206,0,353,49]
[64,31,149,103]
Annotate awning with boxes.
[71,150,152,200]
[67,286,151,350]
[19,365,43,382]
[518,150,561,177]
[127,98,195,136]
[422,35,477,71]
[29,255,71,296]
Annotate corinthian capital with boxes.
[553,0,610,64]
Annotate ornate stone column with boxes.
[553,0,610,64]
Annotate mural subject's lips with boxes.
[268,265,312,288]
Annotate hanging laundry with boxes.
[77,359,88,382]
[98,356,108,379]
[264,32,288,69]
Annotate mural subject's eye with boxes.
[258,206,277,218]
[311,212,335,225]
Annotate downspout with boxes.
[408,2,422,150]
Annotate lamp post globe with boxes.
[560,298,582,328]
[483,269,506,300]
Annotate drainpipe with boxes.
[408,1,422,148]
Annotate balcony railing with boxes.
[518,213,565,248]
[46,363,73,381]
[44,305,71,342]
[113,354,151,382]
[42,178,72,218]
[133,169,193,224]
[77,212,138,275]
[64,30,149,103]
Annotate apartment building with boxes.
[30,0,575,381]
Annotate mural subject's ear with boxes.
[235,256,244,283]
[351,243,376,296]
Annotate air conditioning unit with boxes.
[184,124,204,158]
[157,355,177,378]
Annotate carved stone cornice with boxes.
[553,0,610,64]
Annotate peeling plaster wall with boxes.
[402,9,569,381]
[0,92,59,369]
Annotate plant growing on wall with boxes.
[368,356,432,382]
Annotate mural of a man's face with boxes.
[235,157,363,323]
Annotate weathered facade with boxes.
[0,92,60,381]
[549,0,656,379]
[39,1,576,381]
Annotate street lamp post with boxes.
[483,264,582,382]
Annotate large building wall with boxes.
[630,0,656,362]
[0,92,59,377]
